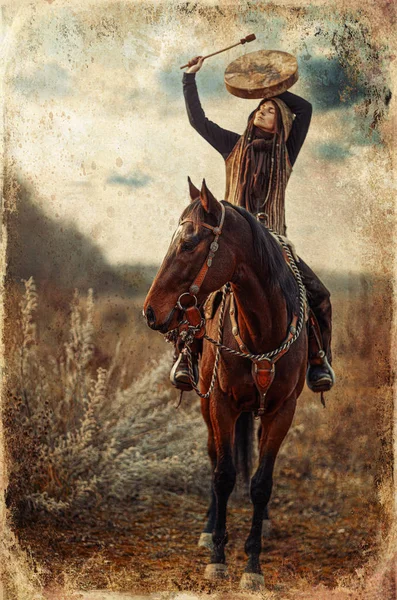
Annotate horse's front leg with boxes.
[204,393,237,581]
[257,424,272,537]
[198,397,216,550]
[240,396,297,591]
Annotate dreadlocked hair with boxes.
[225,98,293,236]
[238,116,288,234]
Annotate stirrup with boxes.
[170,352,198,391]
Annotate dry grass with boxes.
[4,279,210,521]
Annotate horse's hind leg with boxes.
[240,396,296,591]
[204,397,237,581]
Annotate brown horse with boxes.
[143,179,308,590]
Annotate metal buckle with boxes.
[177,292,198,311]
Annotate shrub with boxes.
[4,278,209,520]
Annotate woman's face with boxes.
[253,100,277,132]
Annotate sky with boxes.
[1,1,394,274]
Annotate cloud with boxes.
[107,172,152,188]
[157,62,225,100]
[313,142,352,162]
[298,57,365,112]
[12,62,72,98]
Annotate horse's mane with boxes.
[223,202,299,318]
[182,199,299,318]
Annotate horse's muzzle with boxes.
[143,305,177,333]
[144,305,156,328]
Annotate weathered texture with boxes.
[0,0,395,597]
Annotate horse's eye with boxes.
[181,240,196,252]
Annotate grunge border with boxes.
[0,1,395,597]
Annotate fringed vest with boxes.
[225,97,294,236]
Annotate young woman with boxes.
[171,56,335,394]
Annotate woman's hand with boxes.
[186,56,205,73]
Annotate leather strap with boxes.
[180,305,205,339]
[252,359,275,416]
[308,309,326,364]
[179,203,226,296]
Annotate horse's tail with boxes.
[233,412,254,489]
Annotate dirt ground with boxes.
[17,458,382,597]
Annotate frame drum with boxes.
[224,50,298,99]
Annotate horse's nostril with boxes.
[145,305,156,327]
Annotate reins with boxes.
[167,202,307,412]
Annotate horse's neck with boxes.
[231,264,288,353]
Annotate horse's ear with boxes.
[188,176,200,202]
[200,179,221,215]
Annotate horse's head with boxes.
[143,179,237,333]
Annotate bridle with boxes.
[179,202,225,297]
[174,202,226,340]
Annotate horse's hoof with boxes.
[239,572,265,591]
[262,519,273,538]
[198,533,214,550]
[204,563,229,580]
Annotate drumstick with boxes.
[180,34,256,69]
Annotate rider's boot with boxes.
[306,352,335,392]
[306,312,335,392]
[170,347,199,391]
